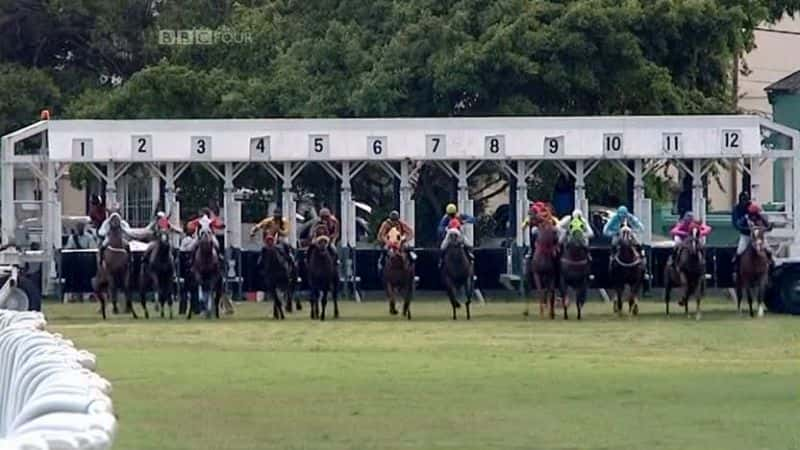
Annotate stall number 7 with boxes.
[721,130,742,154]
[426,134,446,157]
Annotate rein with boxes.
[613,253,641,268]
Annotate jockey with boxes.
[731,191,751,272]
[249,207,296,265]
[377,210,417,270]
[557,209,593,244]
[734,202,774,272]
[142,211,182,265]
[96,206,133,264]
[603,206,645,269]
[186,208,225,257]
[306,207,340,265]
[437,203,475,263]
[668,211,712,268]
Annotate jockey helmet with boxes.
[272,207,282,217]
[446,203,457,215]
[572,209,583,219]
[156,211,166,219]
[448,218,461,229]
[617,206,628,216]
[320,207,332,218]
[738,191,750,205]
[682,211,694,222]
[747,202,761,215]
[389,210,400,221]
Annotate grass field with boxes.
[45,297,800,450]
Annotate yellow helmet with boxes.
[446,203,457,215]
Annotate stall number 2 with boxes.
[721,130,741,153]
[132,135,152,159]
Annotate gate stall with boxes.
[2,116,799,305]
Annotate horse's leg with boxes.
[465,291,471,321]
[402,282,412,320]
[664,274,672,316]
[386,285,398,315]
[109,276,119,315]
[320,290,328,321]
[757,281,766,318]
[97,290,107,320]
[747,286,754,318]
[735,281,743,315]
[443,277,459,320]
[695,280,703,321]
[549,285,555,320]
[140,279,150,320]
[332,278,340,319]
[271,288,280,320]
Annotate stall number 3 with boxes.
[196,139,207,154]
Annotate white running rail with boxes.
[0,310,116,450]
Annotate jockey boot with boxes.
[328,246,340,265]
[732,254,739,283]
[378,252,385,272]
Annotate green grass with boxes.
[45,298,800,450]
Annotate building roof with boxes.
[765,69,800,93]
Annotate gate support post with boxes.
[399,160,415,247]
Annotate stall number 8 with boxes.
[488,138,500,154]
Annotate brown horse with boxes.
[610,222,644,316]
[527,223,559,319]
[441,228,473,320]
[306,236,339,320]
[664,226,706,319]
[139,227,176,319]
[92,215,135,319]
[259,234,296,320]
[188,226,223,320]
[736,223,770,318]
[560,227,591,320]
[383,228,414,319]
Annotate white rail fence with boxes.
[0,310,116,450]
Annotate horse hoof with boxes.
[696,312,702,321]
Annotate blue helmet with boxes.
[617,206,628,216]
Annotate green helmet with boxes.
[446,203,457,215]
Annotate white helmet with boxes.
[572,209,583,219]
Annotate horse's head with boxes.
[568,227,586,247]
[314,235,331,248]
[108,213,121,230]
[619,222,635,246]
[750,223,766,253]
[263,233,277,248]
[445,227,462,245]
[386,226,403,246]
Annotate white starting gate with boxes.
[2,116,799,292]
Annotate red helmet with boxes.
[448,218,461,229]
[747,203,761,215]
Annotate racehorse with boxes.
[560,227,591,320]
[382,227,414,319]
[92,215,134,319]
[526,223,559,319]
[610,222,644,316]
[306,235,339,320]
[188,224,223,320]
[736,222,770,318]
[259,234,296,320]
[139,225,177,319]
[664,226,706,319]
[440,228,473,320]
